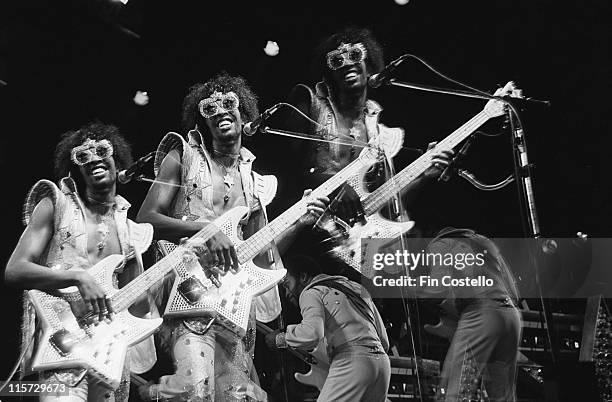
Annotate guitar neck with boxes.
[362,110,491,214]
[110,223,221,311]
[130,373,148,387]
[236,150,377,263]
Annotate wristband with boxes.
[275,332,287,349]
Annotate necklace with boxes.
[211,155,240,203]
[95,211,114,251]
[87,197,116,251]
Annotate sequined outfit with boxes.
[150,130,280,401]
[291,82,404,178]
[423,230,522,402]
[20,178,156,402]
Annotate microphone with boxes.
[438,135,475,182]
[501,95,551,108]
[117,151,155,184]
[368,55,407,89]
[242,103,283,136]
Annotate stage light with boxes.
[394,0,409,5]
[133,90,149,106]
[263,41,280,57]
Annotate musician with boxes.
[281,27,455,365]
[5,122,157,401]
[420,228,522,401]
[136,73,328,401]
[284,26,454,224]
[265,254,391,402]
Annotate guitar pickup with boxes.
[50,328,79,356]
[178,276,207,305]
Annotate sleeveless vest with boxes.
[20,178,154,393]
[294,82,404,175]
[154,129,281,323]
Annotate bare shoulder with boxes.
[160,149,182,171]
[28,197,55,228]
[154,149,183,184]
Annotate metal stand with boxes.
[383,76,558,364]
[509,112,559,364]
[260,126,372,149]
[386,79,551,107]
[387,79,493,101]
[276,308,290,402]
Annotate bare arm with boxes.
[136,149,207,242]
[137,149,240,271]
[5,198,112,321]
[401,143,454,207]
[5,198,79,289]
[275,190,329,255]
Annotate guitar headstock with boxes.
[483,81,522,118]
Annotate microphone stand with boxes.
[386,79,493,101]
[276,306,290,402]
[508,111,560,366]
[385,79,551,107]
[382,78,559,365]
[260,127,373,149]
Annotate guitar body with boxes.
[327,82,519,278]
[163,206,287,337]
[326,212,415,278]
[29,254,163,390]
[293,342,330,391]
[255,322,329,391]
[423,298,544,386]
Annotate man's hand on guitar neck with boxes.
[422,142,454,180]
[298,189,331,227]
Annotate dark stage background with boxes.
[1,0,611,390]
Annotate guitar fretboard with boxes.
[363,110,490,214]
[110,145,379,311]
[236,147,379,263]
[111,223,221,312]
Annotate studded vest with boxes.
[294,82,404,175]
[154,129,281,324]
[20,178,154,398]
[154,130,277,226]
